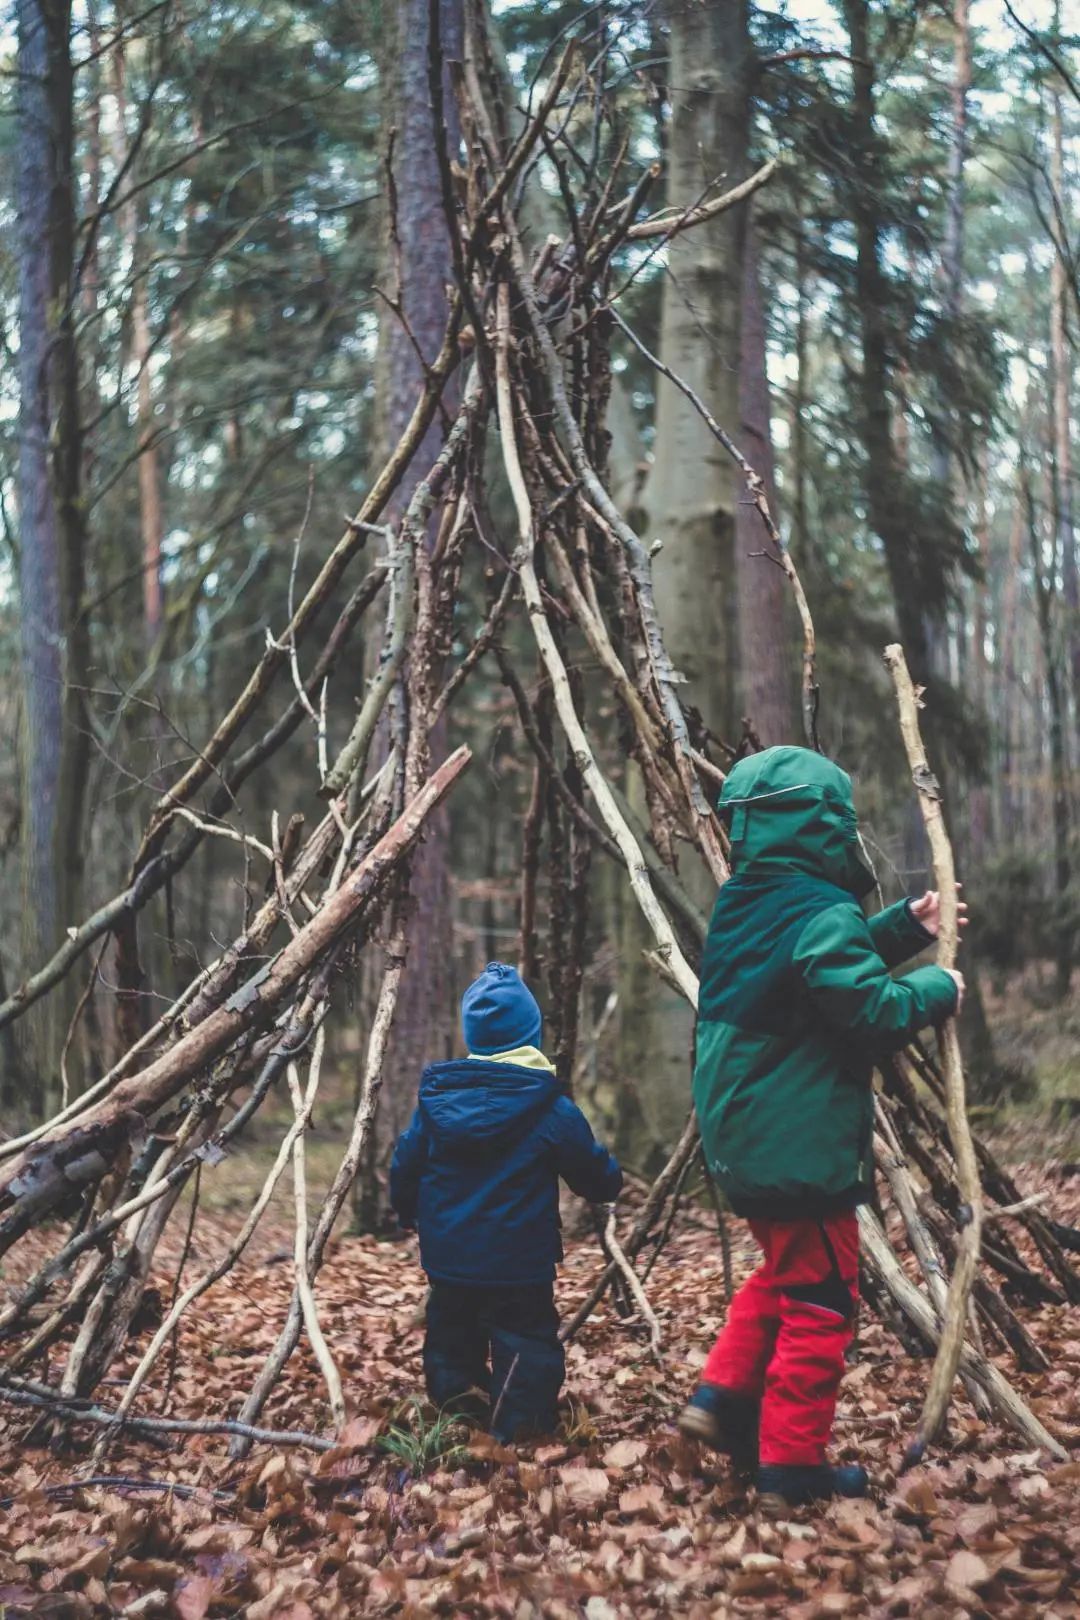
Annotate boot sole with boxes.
[677,1405,723,1446]
[757,1490,798,1515]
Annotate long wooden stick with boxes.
[92,1011,329,1449]
[286,1029,346,1430]
[883,643,986,1466]
[858,1209,1065,1459]
[601,1207,662,1357]
[873,1116,988,1414]
[0,1376,335,1453]
[228,903,410,1457]
[493,282,699,1010]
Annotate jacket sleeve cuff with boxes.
[867,897,935,969]
[905,964,960,1022]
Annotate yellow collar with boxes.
[467,1045,556,1073]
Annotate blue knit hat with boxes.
[461,962,543,1056]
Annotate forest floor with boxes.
[981,969,1080,1148]
[1,1146,1079,1619]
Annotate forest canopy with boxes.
[1,0,1077,1157]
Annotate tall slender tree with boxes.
[1049,19,1078,737]
[356,0,464,1228]
[618,0,751,1163]
[14,0,89,1107]
[928,0,972,679]
[841,0,933,683]
[734,218,795,746]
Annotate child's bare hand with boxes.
[945,969,965,1015]
[911,884,969,939]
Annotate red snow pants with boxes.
[702,1211,859,1466]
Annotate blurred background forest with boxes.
[1,0,1079,1214]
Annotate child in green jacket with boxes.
[679,746,965,1508]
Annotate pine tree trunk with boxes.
[642,0,748,738]
[354,0,464,1230]
[968,452,991,863]
[924,0,971,680]
[842,0,932,684]
[1050,68,1078,756]
[1026,454,1072,997]
[15,0,89,1116]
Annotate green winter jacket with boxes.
[693,746,958,1219]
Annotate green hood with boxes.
[719,746,876,900]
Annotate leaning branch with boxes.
[624,159,777,241]
[0,749,472,1249]
[462,47,726,882]
[494,283,698,1010]
[858,1210,1064,1459]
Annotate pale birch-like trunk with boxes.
[734,220,795,745]
[618,0,749,1165]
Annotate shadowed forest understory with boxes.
[2,0,1080,1613]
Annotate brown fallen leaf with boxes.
[172,1574,216,1620]
[603,1439,649,1470]
[617,1483,665,1518]
[944,1548,993,1597]
[896,1478,940,1520]
[557,1466,611,1509]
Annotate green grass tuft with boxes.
[376,1397,469,1476]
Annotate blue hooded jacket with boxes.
[389,1058,623,1286]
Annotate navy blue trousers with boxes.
[424,1281,565,1441]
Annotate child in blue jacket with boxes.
[390,962,622,1441]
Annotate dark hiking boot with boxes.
[677,1382,759,1470]
[756,1462,870,1510]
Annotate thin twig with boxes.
[287,1028,346,1431]
[609,305,819,750]
[598,1209,661,1356]
[0,1378,334,1452]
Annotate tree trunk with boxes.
[110,20,164,650]
[791,201,811,559]
[618,0,749,1167]
[968,451,991,863]
[921,0,971,682]
[1050,63,1078,753]
[734,220,795,745]
[15,0,89,1117]
[354,0,464,1230]
[642,0,749,738]
[1000,483,1024,843]
[1025,456,1072,997]
[842,0,932,685]
[941,0,971,328]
